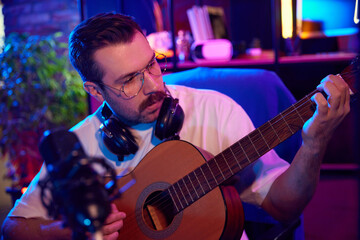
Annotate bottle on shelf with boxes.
[176,30,191,62]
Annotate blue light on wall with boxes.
[299,0,358,38]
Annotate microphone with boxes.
[38,129,117,239]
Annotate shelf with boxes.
[164,57,274,70]
[279,52,356,64]
[162,51,357,71]
[163,50,274,70]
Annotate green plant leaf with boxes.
[0,32,88,188]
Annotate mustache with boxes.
[139,91,167,112]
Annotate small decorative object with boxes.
[176,30,191,62]
[246,38,262,56]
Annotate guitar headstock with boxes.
[340,56,360,101]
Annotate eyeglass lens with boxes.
[122,54,166,98]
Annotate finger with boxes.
[311,92,328,117]
[316,80,341,111]
[320,74,350,109]
[103,231,119,240]
[110,203,118,213]
[334,74,351,113]
[330,74,348,88]
[330,74,350,107]
[104,211,126,224]
[104,204,125,224]
[102,218,124,235]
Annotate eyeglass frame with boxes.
[96,52,167,100]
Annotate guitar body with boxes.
[114,140,244,239]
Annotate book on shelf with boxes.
[186,8,202,41]
[205,6,229,40]
[187,5,227,42]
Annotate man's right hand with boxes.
[101,203,126,240]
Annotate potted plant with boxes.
[0,32,88,201]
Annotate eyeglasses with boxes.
[98,52,167,99]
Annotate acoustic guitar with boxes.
[113,59,359,240]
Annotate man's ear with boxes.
[83,81,105,102]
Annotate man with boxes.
[1,13,350,240]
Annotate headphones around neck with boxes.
[99,95,184,160]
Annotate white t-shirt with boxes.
[9,85,289,220]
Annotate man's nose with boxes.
[142,70,163,95]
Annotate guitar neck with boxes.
[167,65,359,214]
[167,90,317,213]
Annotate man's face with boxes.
[93,31,166,125]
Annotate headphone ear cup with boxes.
[155,97,184,140]
[101,116,138,156]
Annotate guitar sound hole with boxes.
[142,190,176,231]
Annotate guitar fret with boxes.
[298,96,316,121]
[193,170,206,195]
[237,141,250,163]
[239,136,260,163]
[221,152,234,175]
[239,157,252,168]
[280,112,295,134]
[219,146,241,173]
[258,128,271,150]
[169,185,183,211]
[283,100,311,133]
[187,174,200,199]
[247,135,260,157]
[182,178,194,203]
[205,162,219,186]
[167,188,179,212]
[249,129,272,158]
[230,147,242,170]
[214,158,226,180]
[271,113,290,141]
[293,93,312,114]
[213,151,235,180]
[269,120,282,142]
[259,121,281,150]
[177,181,189,207]
[293,105,306,124]
[200,167,212,191]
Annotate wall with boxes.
[2,0,79,37]
[304,168,360,239]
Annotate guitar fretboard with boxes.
[166,90,318,213]
[165,60,359,214]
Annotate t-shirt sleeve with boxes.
[7,163,51,219]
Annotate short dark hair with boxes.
[69,12,144,86]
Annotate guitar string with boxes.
[115,67,359,235]
[340,67,359,82]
